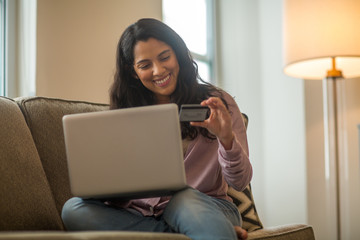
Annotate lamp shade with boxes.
[283,0,360,80]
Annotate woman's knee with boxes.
[61,197,105,230]
[62,197,81,216]
[163,188,219,225]
[61,197,84,228]
[168,188,213,209]
[163,188,238,239]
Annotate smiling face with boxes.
[133,38,180,104]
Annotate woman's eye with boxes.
[160,55,170,61]
[138,64,150,69]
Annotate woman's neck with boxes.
[156,96,171,104]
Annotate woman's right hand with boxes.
[190,97,234,150]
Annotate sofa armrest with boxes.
[0,231,191,240]
[247,224,315,240]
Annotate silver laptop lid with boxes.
[63,104,186,199]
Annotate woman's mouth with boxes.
[153,74,171,87]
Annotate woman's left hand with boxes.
[190,97,234,150]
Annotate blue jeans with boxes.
[62,188,242,240]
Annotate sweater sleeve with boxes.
[217,92,252,191]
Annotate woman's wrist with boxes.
[219,132,234,150]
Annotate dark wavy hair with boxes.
[109,18,226,140]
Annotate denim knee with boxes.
[61,197,85,230]
[163,188,238,240]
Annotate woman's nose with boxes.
[153,62,165,76]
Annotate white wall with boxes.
[258,0,307,226]
[217,0,307,227]
[216,0,266,222]
[36,0,162,103]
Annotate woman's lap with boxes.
[62,188,241,240]
[61,197,172,232]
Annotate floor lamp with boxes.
[282,0,360,239]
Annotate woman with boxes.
[62,18,252,240]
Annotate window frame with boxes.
[196,0,217,83]
[162,0,217,84]
[0,0,6,96]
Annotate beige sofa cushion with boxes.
[16,97,109,215]
[247,224,315,240]
[0,97,63,230]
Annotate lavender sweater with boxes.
[110,91,252,216]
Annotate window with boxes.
[162,0,216,83]
[0,0,6,96]
[1,0,36,98]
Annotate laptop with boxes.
[62,104,187,200]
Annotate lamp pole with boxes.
[323,57,343,240]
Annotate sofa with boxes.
[0,96,315,240]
